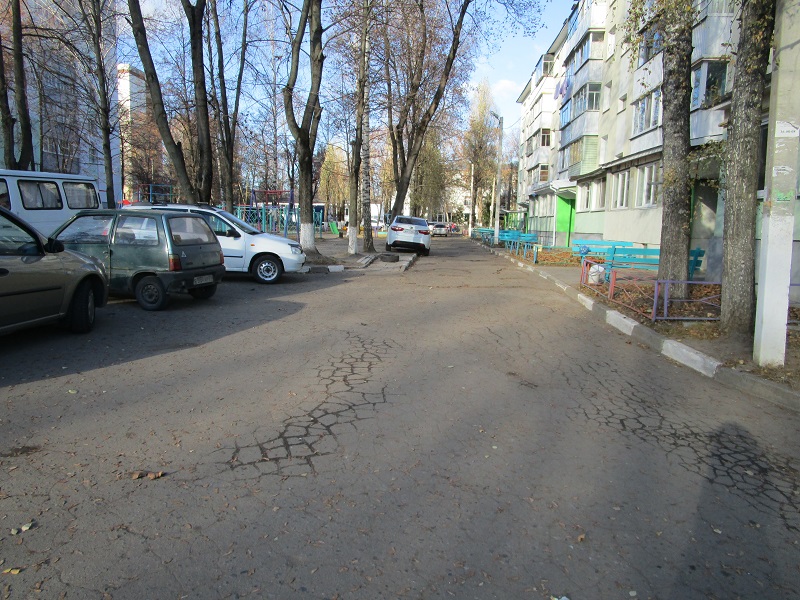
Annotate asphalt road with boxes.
[2,236,799,599]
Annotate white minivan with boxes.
[127,203,307,283]
[0,169,102,235]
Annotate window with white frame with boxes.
[541,128,551,147]
[539,164,550,183]
[635,162,663,207]
[588,179,606,210]
[612,170,630,209]
[632,88,662,136]
[574,83,602,116]
[578,183,591,211]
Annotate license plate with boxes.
[193,274,213,285]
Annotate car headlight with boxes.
[290,245,302,255]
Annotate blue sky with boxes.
[471,2,571,131]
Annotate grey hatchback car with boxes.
[0,206,108,335]
[53,209,225,311]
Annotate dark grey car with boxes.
[0,206,108,335]
[53,209,225,311]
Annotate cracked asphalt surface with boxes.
[1,236,799,599]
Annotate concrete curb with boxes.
[306,251,416,274]
[476,239,800,411]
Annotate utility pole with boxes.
[754,0,798,366]
[468,161,474,237]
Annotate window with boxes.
[691,65,702,109]
[19,181,62,210]
[566,140,583,166]
[0,214,39,256]
[560,101,572,128]
[55,215,113,244]
[573,83,603,118]
[633,88,662,135]
[588,83,601,111]
[603,82,612,112]
[115,215,159,246]
[0,180,8,210]
[64,183,100,209]
[612,171,630,208]
[539,164,550,183]
[591,32,605,59]
[578,183,591,211]
[595,179,607,210]
[704,61,728,106]
[526,135,534,156]
[638,28,663,67]
[635,162,663,207]
[618,93,627,113]
[541,129,551,147]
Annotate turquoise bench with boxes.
[605,246,706,280]
[507,233,539,257]
[571,239,634,260]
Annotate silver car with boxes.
[0,206,108,335]
[385,216,431,256]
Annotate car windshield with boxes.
[215,210,261,235]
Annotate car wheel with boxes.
[135,276,169,311]
[252,255,283,284]
[188,284,217,300]
[385,243,392,252]
[68,280,96,333]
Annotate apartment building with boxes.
[0,0,122,204]
[516,23,569,246]
[517,0,763,280]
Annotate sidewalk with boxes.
[479,240,800,412]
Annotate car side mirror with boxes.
[227,229,241,239]
[45,238,65,253]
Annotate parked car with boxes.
[0,169,103,236]
[127,203,306,284]
[0,206,108,335]
[385,215,431,255]
[431,223,449,237]
[52,209,225,311]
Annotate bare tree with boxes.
[127,0,213,203]
[207,0,251,211]
[280,0,324,253]
[377,0,538,221]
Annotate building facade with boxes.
[516,0,789,284]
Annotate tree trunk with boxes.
[720,0,776,337]
[128,0,196,202]
[282,0,324,254]
[210,0,248,212]
[88,0,116,207]
[181,0,213,203]
[656,10,693,298]
[2,0,34,170]
[0,28,18,169]
[360,19,374,254]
